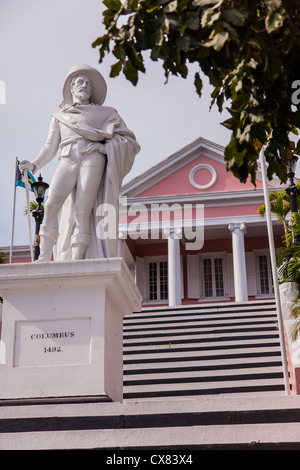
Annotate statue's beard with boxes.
[74,90,90,100]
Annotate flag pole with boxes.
[259,147,290,395]
[9,157,18,263]
[24,170,34,262]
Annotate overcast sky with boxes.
[0,0,244,247]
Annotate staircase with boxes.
[123,300,287,400]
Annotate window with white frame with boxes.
[187,253,229,300]
[203,257,224,298]
[258,254,270,294]
[148,260,168,301]
[187,250,274,301]
[135,255,184,303]
[255,251,273,296]
[201,254,226,299]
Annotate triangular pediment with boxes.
[122,137,282,198]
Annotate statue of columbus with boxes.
[20,64,140,261]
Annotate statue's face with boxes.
[70,74,92,103]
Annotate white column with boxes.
[228,222,248,302]
[164,228,182,307]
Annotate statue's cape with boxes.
[52,105,140,260]
[53,104,137,142]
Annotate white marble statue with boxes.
[20,64,140,261]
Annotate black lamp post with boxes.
[285,155,300,243]
[31,174,49,260]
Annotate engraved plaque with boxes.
[14,318,91,367]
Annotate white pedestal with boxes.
[0,258,142,402]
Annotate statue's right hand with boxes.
[19,160,35,172]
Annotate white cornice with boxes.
[1,245,31,255]
[120,188,269,209]
[118,213,276,239]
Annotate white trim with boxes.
[189,164,217,190]
[118,213,275,239]
[203,213,274,227]
[255,294,275,299]
[121,188,281,208]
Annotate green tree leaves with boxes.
[93,0,300,185]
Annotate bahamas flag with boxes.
[15,159,35,191]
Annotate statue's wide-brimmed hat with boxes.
[61,64,107,107]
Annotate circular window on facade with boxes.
[189,163,217,190]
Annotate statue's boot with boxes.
[71,233,90,260]
[36,227,59,262]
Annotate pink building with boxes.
[119,136,283,308]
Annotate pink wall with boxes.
[204,204,261,219]
[11,257,32,263]
[137,155,265,197]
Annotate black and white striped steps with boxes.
[123,300,286,400]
